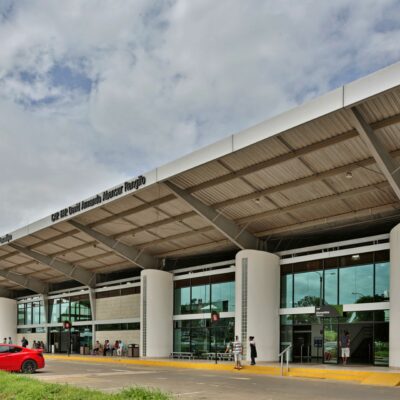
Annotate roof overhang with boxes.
[1,62,400,293]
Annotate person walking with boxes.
[232,335,243,370]
[2,338,7,344]
[21,336,28,348]
[340,331,351,365]
[8,337,12,345]
[249,336,257,365]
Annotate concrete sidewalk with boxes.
[45,354,400,387]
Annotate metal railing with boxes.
[279,345,292,376]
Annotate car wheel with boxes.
[21,359,37,374]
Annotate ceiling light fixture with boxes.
[346,171,353,179]
[255,198,260,204]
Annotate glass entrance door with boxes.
[323,318,338,364]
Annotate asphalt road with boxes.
[31,359,399,400]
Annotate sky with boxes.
[1,0,400,236]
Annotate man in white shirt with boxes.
[232,335,243,370]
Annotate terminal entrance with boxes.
[324,320,374,364]
[281,311,389,366]
[48,326,92,354]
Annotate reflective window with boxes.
[191,285,210,314]
[211,281,235,312]
[324,269,338,305]
[375,262,390,301]
[294,271,322,307]
[281,250,389,309]
[25,303,32,325]
[173,318,234,355]
[50,299,61,323]
[17,301,45,325]
[281,274,293,308]
[339,264,373,304]
[60,298,69,322]
[32,301,43,324]
[48,296,92,323]
[70,296,92,322]
[173,274,235,315]
[17,304,25,325]
[174,287,191,315]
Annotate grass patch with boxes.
[0,371,172,400]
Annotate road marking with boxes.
[35,370,157,380]
[177,392,203,396]
[230,377,251,380]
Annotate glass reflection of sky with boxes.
[339,264,373,304]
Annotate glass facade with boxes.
[281,311,389,366]
[173,318,235,355]
[280,251,390,308]
[49,295,92,323]
[17,301,45,325]
[174,273,235,315]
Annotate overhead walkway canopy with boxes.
[1,63,400,295]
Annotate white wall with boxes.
[96,293,140,320]
[140,270,173,357]
[0,298,17,345]
[17,332,46,348]
[235,250,280,362]
[389,223,400,367]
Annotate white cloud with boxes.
[1,0,400,234]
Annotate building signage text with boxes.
[51,175,146,223]
[0,234,12,244]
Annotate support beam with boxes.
[9,244,96,288]
[165,181,260,250]
[69,220,157,270]
[255,201,400,237]
[0,267,49,294]
[351,107,400,200]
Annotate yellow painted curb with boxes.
[361,372,400,387]
[45,355,400,387]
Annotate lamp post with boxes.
[314,272,323,307]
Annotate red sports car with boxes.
[0,344,45,373]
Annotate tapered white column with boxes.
[0,298,17,344]
[389,223,400,367]
[140,269,173,358]
[235,250,280,362]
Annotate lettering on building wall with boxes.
[51,175,147,223]
[0,234,12,244]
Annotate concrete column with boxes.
[140,269,173,358]
[0,297,17,344]
[389,223,400,367]
[235,250,280,362]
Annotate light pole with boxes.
[314,272,323,307]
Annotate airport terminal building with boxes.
[1,63,400,367]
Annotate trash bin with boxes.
[128,344,140,357]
